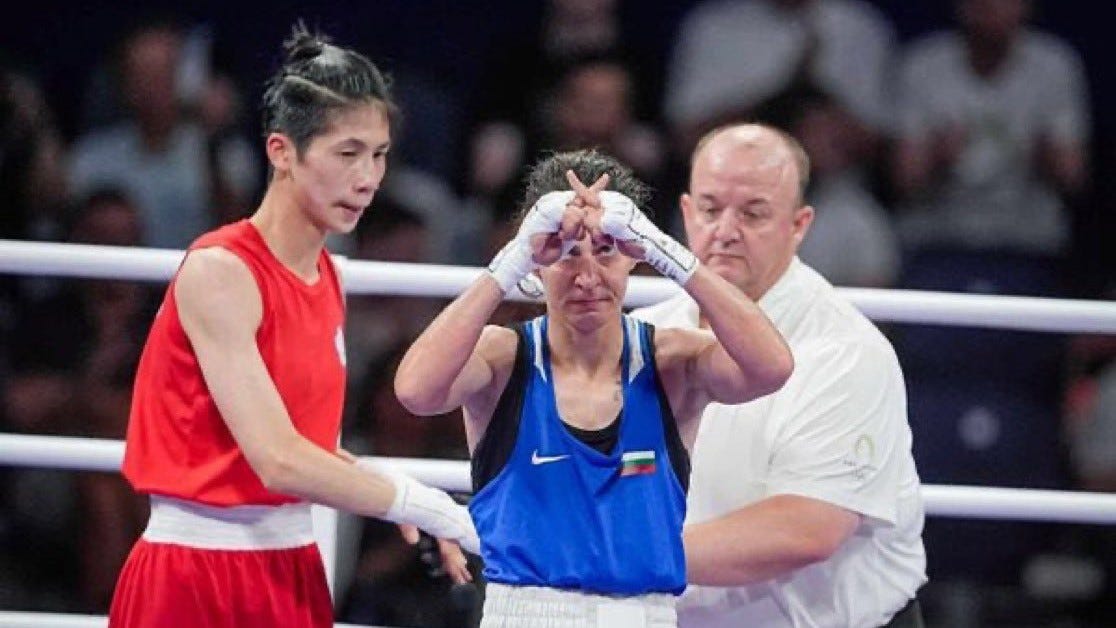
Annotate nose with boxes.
[710,208,744,245]
[354,155,383,195]
[571,256,603,291]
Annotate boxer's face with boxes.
[268,102,391,235]
[539,230,635,332]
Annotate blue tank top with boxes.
[469,315,688,595]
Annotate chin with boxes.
[335,220,361,235]
[704,257,739,277]
[568,302,620,329]
[327,214,362,235]
[570,316,606,334]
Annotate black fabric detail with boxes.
[562,413,621,455]
[471,323,528,493]
[647,324,691,493]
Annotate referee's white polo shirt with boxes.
[632,257,927,628]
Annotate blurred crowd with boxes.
[1,1,1113,626]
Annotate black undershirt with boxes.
[562,413,621,455]
[471,322,690,493]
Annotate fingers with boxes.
[438,539,473,584]
[529,232,563,266]
[558,203,587,241]
[565,170,610,208]
[565,169,590,201]
[397,523,420,545]
[588,172,611,194]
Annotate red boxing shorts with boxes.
[109,497,333,627]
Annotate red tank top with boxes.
[123,220,347,506]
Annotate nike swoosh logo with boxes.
[531,450,570,465]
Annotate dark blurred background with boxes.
[1,1,1114,626]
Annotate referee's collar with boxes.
[757,256,804,322]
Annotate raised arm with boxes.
[396,182,609,419]
[683,266,793,403]
[393,276,511,416]
[595,190,793,407]
[176,248,478,552]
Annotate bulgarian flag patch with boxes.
[620,450,656,477]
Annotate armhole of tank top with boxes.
[646,323,691,493]
[470,323,529,493]
[191,243,271,327]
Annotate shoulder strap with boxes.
[470,322,529,493]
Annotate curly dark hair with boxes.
[515,149,653,223]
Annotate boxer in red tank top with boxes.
[109,24,477,628]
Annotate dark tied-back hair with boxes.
[516,149,653,223]
[261,21,395,154]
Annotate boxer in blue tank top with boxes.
[470,314,688,595]
[396,150,794,627]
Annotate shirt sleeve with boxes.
[1038,40,1091,146]
[893,46,936,142]
[764,337,909,525]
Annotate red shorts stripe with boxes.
[109,539,332,627]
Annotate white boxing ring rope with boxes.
[3,239,1116,333]
[1,239,1116,628]
[4,433,1116,525]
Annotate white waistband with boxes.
[142,496,316,550]
[482,583,677,628]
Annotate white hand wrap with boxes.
[487,190,577,294]
[598,191,698,285]
[357,458,480,554]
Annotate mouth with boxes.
[338,202,367,216]
[568,297,608,307]
[706,252,745,263]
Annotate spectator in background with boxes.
[66,193,153,611]
[463,54,670,275]
[0,67,71,315]
[1072,361,1116,494]
[67,19,258,249]
[547,58,665,191]
[790,91,900,287]
[464,0,658,221]
[2,189,154,612]
[0,68,70,245]
[4,189,150,437]
[664,0,895,158]
[343,199,442,396]
[891,0,1090,263]
[1058,331,1116,623]
[184,27,261,225]
[886,6,1089,620]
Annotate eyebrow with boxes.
[336,139,391,151]
[697,194,771,207]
